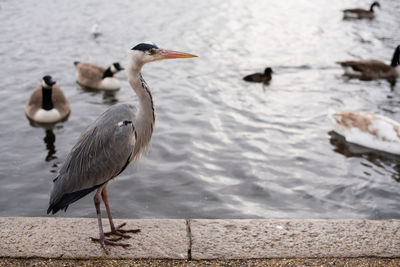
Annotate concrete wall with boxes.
[0,217,399,259]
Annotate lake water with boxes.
[1,0,400,219]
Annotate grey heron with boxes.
[47,43,197,251]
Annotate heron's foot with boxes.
[105,222,141,239]
[91,236,130,253]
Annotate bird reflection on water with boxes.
[26,117,67,163]
[329,131,400,182]
[43,129,56,162]
[78,85,119,106]
[102,91,119,105]
[340,75,397,91]
[27,124,56,163]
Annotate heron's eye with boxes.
[148,49,156,55]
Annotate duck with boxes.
[74,62,124,90]
[25,76,70,124]
[337,45,400,81]
[343,1,380,19]
[243,67,273,84]
[328,110,400,155]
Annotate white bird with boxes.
[329,110,400,155]
[25,76,70,123]
[90,23,101,38]
[48,43,197,252]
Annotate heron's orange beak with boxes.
[158,49,197,59]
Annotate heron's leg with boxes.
[101,185,140,238]
[91,185,130,251]
[92,186,107,251]
[101,185,117,232]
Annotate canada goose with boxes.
[243,67,273,84]
[329,110,400,155]
[74,62,124,90]
[25,76,70,123]
[343,1,380,19]
[337,45,400,81]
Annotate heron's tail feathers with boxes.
[47,184,102,215]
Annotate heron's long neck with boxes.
[127,63,155,157]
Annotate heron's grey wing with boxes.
[48,104,137,213]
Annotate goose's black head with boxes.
[103,63,124,78]
[370,1,380,11]
[42,75,56,88]
[112,62,124,72]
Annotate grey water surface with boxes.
[1,0,400,219]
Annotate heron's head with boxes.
[42,75,56,88]
[129,43,197,66]
[111,62,124,73]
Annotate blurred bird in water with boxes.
[243,67,273,84]
[328,110,400,155]
[74,61,124,91]
[337,45,400,81]
[90,23,102,38]
[342,1,380,19]
[25,75,70,124]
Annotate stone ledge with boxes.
[0,217,187,259]
[0,217,399,259]
[190,219,400,259]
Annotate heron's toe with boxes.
[105,222,141,239]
